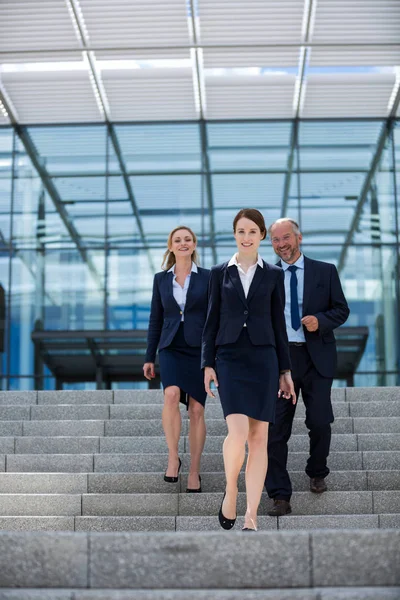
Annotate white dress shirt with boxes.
[168,262,198,322]
[228,254,263,327]
[280,253,306,343]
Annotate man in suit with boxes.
[265,218,350,516]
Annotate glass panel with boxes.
[340,245,399,386]
[44,249,105,330]
[114,124,202,172]
[27,125,107,175]
[207,122,291,171]
[2,120,399,388]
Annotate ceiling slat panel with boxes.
[310,47,400,67]
[198,0,305,43]
[1,71,102,123]
[0,0,80,62]
[312,0,400,43]
[102,69,197,121]
[302,73,396,118]
[205,74,296,119]
[80,0,191,51]
[203,49,300,68]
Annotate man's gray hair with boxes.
[268,217,301,237]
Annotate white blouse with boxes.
[168,262,198,321]
[228,253,263,298]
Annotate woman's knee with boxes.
[163,387,180,408]
[247,425,269,450]
[226,422,248,446]
[188,399,205,421]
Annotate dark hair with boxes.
[233,208,267,240]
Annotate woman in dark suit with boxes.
[144,226,210,492]
[202,209,296,530]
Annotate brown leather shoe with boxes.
[310,477,327,494]
[267,499,292,517]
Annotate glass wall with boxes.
[0,119,399,389]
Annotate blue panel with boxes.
[132,174,202,209]
[27,125,107,175]
[212,173,285,209]
[114,124,202,172]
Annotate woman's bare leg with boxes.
[222,414,249,519]
[187,397,206,489]
[162,386,181,477]
[244,418,269,529]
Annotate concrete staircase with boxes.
[0,388,399,598]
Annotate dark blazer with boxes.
[201,260,291,371]
[279,256,350,378]
[145,266,210,363]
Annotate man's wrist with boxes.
[280,370,291,375]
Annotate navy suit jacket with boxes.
[201,260,291,371]
[280,256,350,378]
[145,266,210,363]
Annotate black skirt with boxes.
[215,327,279,423]
[159,322,207,408]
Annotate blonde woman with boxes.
[144,226,210,492]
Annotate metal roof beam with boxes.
[16,126,103,287]
[0,82,103,289]
[65,0,155,273]
[337,82,400,273]
[108,124,156,273]
[189,0,217,265]
[281,0,316,217]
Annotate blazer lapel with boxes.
[227,265,247,308]
[246,264,266,304]
[302,256,312,316]
[184,269,198,311]
[166,271,182,312]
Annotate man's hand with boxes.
[143,362,155,380]
[278,372,296,405]
[204,366,219,398]
[301,315,319,332]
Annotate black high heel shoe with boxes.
[186,475,202,493]
[164,458,181,483]
[218,492,236,530]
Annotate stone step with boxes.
[346,387,400,402]
[0,494,81,516]
[1,387,399,406]
[3,450,399,473]
[0,514,399,535]
[105,416,400,436]
[1,433,398,455]
[0,490,398,517]
[1,401,400,422]
[81,490,400,517]
[176,514,381,531]
[1,470,399,494]
[0,588,400,600]
[1,417,397,438]
[0,531,398,589]
[0,473,89,494]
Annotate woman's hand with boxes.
[143,362,155,380]
[204,367,219,398]
[278,372,296,405]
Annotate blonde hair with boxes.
[161,226,200,271]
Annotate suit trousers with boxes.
[266,344,334,501]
